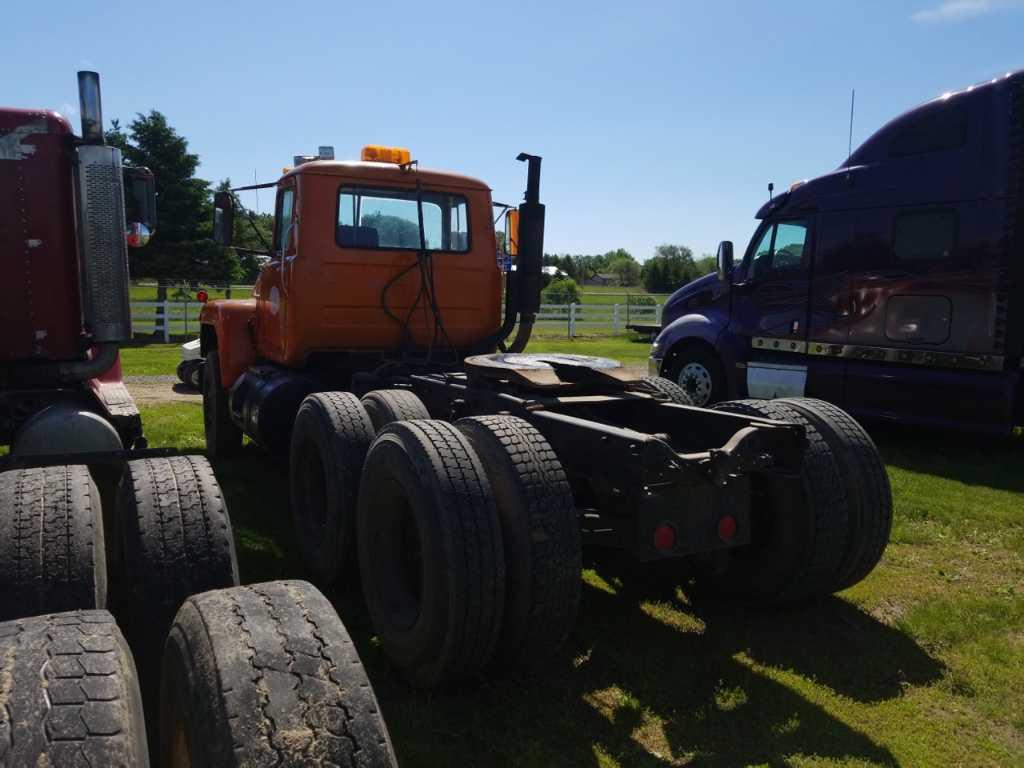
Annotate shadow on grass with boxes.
[870,422,1024,495]
[357,571,942,767]
[213,451,944,767]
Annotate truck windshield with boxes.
[337,186,469,252]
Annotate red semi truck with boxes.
[0,73,398,766]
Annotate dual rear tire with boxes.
[708,397,892,601]
[289,389,582,686]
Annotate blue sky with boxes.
[4,0,1022,261]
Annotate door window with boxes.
[746,220,809,280]
[275,188,295,253]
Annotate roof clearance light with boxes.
[361,145,411,165]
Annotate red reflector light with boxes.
[196,290,209,303]
[653,523,676,553]
[718,515,738,541]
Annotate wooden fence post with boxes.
[568,303,577,338]
[162,300,170,343]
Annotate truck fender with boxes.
[198,300,258,389]
[656,313,724,357]
[12,403,123,457]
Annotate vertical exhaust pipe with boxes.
[77,71,104,144]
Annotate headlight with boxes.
[650,341,660,356]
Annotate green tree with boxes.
[604,248,639,286]
[362,213,420,248]
[695,253,717,276]
[641,244,698,292]
[106,112,238,288]
[542,277,581,305]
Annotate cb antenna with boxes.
[847,88,856,169]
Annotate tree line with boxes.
[109,109,715,300]
[542,245,715,294]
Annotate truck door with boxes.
[256,184,295,362]
[729,218,812,398]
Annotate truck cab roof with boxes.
[759,69,1024,220]
[281,160,492,192]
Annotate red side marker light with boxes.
[196,290,209,303]
[718,515,738,542]
[653,523,676,553]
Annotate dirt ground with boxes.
[125,376,201,405]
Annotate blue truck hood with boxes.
[662,271,721,326]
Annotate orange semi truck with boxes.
[201,146,893,689]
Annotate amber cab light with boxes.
[361,145,412,165]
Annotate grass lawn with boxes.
[129,349,1024,766]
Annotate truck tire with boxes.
[357,420,505,687]
[176,359,191,385]
[456,416,581,674]
[636,375,694,405]
[203,349,243,458]
[0,610,149,767]
[118,456,240,746]
[0,465,106,621]
[664,345,725,407]
[777,398,892,591]
[361,388,431,431]
[161,581,397,768]
[290,392,375,584]
[708,399,850,601]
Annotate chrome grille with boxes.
[74,145,131,343]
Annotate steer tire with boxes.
[0,610,149,767]
[203,349,243,459]
[777,398,892,591]
[709,399,849,601]
[118,456,240,749]
[161,581,397,768]
[0,465,106,621]
[457,416,581,675]
[361,388,431,431]
[176,359,191,385]
[357,420,505,687]
[290,392,375,584]
[664,345,726,407]
[637,375,695,405]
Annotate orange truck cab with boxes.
[200,147,545,452]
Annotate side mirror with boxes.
[124,166,156,247]
[505,209,519,256]
[213,191,234,247]
[716,240,734,282]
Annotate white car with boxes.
[176,338,205,389]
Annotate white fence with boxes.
[130,300,664,341]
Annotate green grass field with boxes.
[128,347,1024,767]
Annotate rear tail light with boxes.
[196,290,209,303]
[718,515,738,542]
[653,523,677,553]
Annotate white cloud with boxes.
[912,0,1020,23]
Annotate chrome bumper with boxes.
[648,356,663,377]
